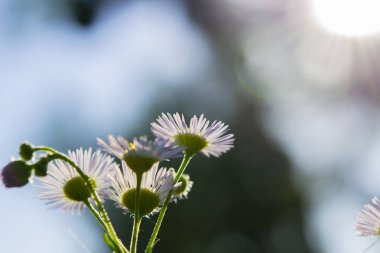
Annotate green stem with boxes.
[131,217,142,253]
[131,173,143,253]
[34,146,128,253]
[144,154,192,253]
[84,200,107,230]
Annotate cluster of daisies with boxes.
[1,113,234,253]
[38,143,181,215]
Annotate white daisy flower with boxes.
[151,113,234,157]
[38,148,117,213]
[97,135,182,174]
[107,162,175,217]
[356,197,380,236]
[172,173,193,202]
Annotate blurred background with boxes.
[1,0,380,252]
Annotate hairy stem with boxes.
[84,200,107,230]
[130,173,143,253]
[144,154,192,253]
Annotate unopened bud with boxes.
[19,142,34,161]
[1,161,32,188]
[33,154,59,177]
[33,157,49,177]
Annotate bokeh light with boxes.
[311,0,380,36]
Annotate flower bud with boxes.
[19,142,34,161]
[1,161,32,187]
[33,157,49,177]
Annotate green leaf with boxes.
[104,233,122,253]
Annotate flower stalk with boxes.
[130,173,143,253]
[144,154,192,253]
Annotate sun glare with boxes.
[311,0,380,36]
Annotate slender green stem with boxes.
[130,217,142,253]
[144,154,192,253]
[84,200,107,230]
[173,154,193,182]
[34,146,128,253]
[131,173,143,253]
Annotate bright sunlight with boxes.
[311,0,380,36]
